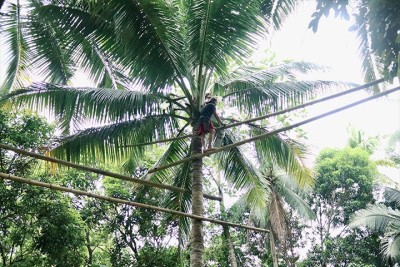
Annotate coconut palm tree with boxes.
[1,0,342,266]
[221,129,315,266]
[350,186,400,262]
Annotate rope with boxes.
[0,172,268,233]
[146,85,400,174]
[125,78,385,147]
[0,143,221,202]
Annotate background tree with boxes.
[347,125,379,155]
[386,129,400,166]
[350,185,400,264]
[0,109,86,266]
[300,147,383,266]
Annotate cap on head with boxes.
[210,97,217,104]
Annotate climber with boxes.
[197,97,225,152]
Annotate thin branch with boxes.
[0,144,221,201]
[146,85,400,173]
[0,172,268,233]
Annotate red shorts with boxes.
[198,122,215,135]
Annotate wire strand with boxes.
[0,172,268,233]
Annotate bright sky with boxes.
[269,1,400,165]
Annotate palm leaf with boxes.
[384,186,400,206]
[254,129,314,187]
[350,204,400,231]
[0,2,31,94]
[215,129,266,191]
[381,223,400,260]
[28,1,75,85]
[50,115,180,163]
[2,83,177,132]
[387,129,400,147]
[216,62,328,89]
[217,62,349,115]
[275,174,315,219]
[163,159,192,245]
[187,0,265,78]
[214,130,270,224]
[351,5,381,90]
[36,0,188,92]
[145,134,191,184]
[262,0,298,32]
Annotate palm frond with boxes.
[36,0,187,91]
[188,0,265,77]
[146,135,191,184]
[351,5,381,90]
[215,129,266,191]
[2,83,178,132]
[254,129,314,187]
[28,1,75,85]
[163,159,192,245]
[73,40,125,89]
[350,204,400,231]
[218,62,349,115]
[214,130,270,225]
[152,136,193,244]
[384,186,400,207]
[381,223,400,260]
[0,2,31,94]
[50,115,180,163]
[388,129,400,147]
[275,175,315,219]
[223,80,338,115]
[217,62,327,89]
[262,0,298,32]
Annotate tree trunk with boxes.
[223,226,238,267]
[86,229,93,267]
[269,230,279,267]
[190,133,204,267]
[217,178,238,267]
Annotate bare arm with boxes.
[213,110,224,126]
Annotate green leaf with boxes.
[51,115,180,163]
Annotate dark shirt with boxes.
[200,103,216,119]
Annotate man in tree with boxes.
[198,97,224,152]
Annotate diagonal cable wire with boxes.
[124,78,385,147]
[0,143,221,201]
[0,172,268,233]
[146,85,400,174]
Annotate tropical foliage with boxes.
[351,186,400,262]
[310,0,400,82]
[300,147,383,266]
[0,0,346,265]
[0,109,87,267]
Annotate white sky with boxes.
[269,2,400,161]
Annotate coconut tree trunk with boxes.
[85,229,93,267]
[223,226,238,267]
[190,132,204,267]
[269,229,279,267]
[217,178,238,267]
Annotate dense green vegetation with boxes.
[1,107,399,266]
